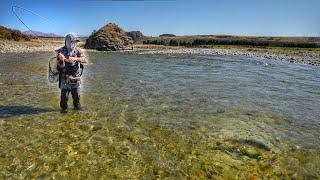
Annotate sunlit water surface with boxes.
[0,51,319,178]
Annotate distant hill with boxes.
[23,30,62,38]
[159,34,176,37]
[0,25,30,41]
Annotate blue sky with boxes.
[0,0,319,36]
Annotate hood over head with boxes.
[65,34,80,55]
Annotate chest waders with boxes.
[64,63,84,86]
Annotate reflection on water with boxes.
[0,51,319,178]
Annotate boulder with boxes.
[126,31,144,43]
[84,23,133,51]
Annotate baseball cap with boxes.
[65,34,80,43]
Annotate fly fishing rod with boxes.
[11,2,61,83]
[11,3,54,44]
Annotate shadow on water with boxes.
[0,105,54,118]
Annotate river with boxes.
[0,51,319,178]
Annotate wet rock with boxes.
[0,152,5,158]
[242,146,261,159]
[245,112,254,116]
[290,144,301,151]
[216,141,223,146]
[115,140,136,156]
[117,123,131,131]
[87,134,111,147]
[216,108,225,114]
[160,103,169,109]
[129,134,150,144]
[79,121,104,132]
[291,173,299,179]
[90,121,103,131]
[79,123,90,131]
[106,136,114,144]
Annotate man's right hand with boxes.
[57,53,65,62]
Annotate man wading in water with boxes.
[56,34,87,113]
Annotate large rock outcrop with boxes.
[126,31,144,43]
[84,23,133,51]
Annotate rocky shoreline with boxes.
[136,47,320,66]
[0,40,61,53]
[1,40,319,66]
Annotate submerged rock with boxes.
[216,108,226,114]
[87,134,111,146]
[90,121,103,131]
[84,23,133,51]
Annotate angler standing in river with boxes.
[56,34,87,113]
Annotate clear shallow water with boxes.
[0,51,319,178]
